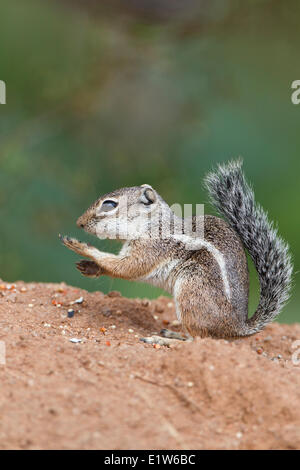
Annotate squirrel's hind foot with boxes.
[140,329,193,347]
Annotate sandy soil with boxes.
[0,279,299,450]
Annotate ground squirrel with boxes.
[60,160,292,344]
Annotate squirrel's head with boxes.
[77,184,171,240]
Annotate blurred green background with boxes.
[0,0,299,322]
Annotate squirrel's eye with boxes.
[101,200,118,212]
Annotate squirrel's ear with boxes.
[140,186,156,205]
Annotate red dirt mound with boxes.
[0,280,299,449]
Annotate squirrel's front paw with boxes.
[76,260,102,278]
[59,234,91,256]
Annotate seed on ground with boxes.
[70,338,81,343]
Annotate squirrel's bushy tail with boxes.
[204,159,293,335]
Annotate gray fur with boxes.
[204,159,293,335]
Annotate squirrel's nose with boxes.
[76,216,85,229]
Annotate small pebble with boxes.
[74,296,84,304]
[70,338,81,343]
[7,293,17,303]
[102,307,112,317]
[264,336,272,342]
[128,329,134,333]
[155,305,164,313]
[236,432,243,439]
[67,309,75,318]
[28,304,34,308]
[107,291,121,298]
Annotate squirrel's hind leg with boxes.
[175,274,236,338]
